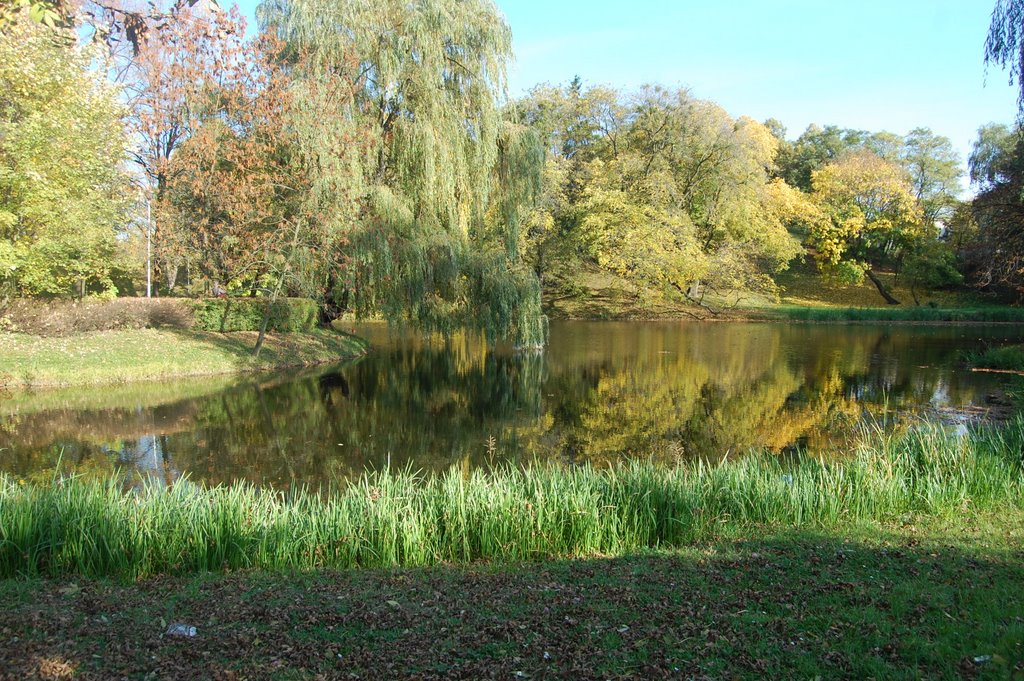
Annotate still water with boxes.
[1,322,1022,488]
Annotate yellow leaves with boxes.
[808,150,925,275]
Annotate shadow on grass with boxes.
[159,326,368,373]
[2,523,1022,680]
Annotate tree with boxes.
[258,0,546,347]
[900,128,961,225]
[513,81,625,292]
[808,150,924,304]
[968,124,1024,299]
[985,0,1024,115]
[515,82,808,311]
[969,122,1018,188]
[0,15,131,298]
[777,124,866,191]
[126,3,256,293]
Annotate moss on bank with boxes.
[0,328,368,389]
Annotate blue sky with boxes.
[236,0,1017,181]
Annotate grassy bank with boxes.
[2,419,1022,580]
[2,510,1021,680]
[759,305,1024,323]
[0,328,368,388]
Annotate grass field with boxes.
[1,509,1021,680]
[0,329,368,388]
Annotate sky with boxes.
[235,0,1018,182]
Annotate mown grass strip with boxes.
[766,305,1024,323]
[2,419,1022,580]
[0,328,368,388]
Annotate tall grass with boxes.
[963,344,1024,372]
[770,305,1024,323]
[2,419,1023,580]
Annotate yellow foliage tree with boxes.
[809,150,924,304]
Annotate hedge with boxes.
[189,298,319,332]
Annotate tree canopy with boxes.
[0,14,131,298]
[807,150,925,304]
[257,0,546,346]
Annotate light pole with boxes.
[146,194,152,299]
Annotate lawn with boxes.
[1,510,1021,680]
[0,329,368,388]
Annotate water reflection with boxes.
[1,322,1020,488]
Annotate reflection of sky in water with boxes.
[2,322,1023,489]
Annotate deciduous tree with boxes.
[0,15,131,298]
[258,0,546,347]
[808,151,924,304]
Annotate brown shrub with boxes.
[0,298,194,336]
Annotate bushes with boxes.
[0,297,320,336]
[0,298,193,336]
[189,298,318,332]
[963,344,1024,372]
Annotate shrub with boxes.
[0,298,193,336]
[188,297,319,332]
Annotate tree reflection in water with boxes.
[1,322,1020,488]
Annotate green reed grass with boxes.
[2,419,1023,580]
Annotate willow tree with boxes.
[257,0,545,347]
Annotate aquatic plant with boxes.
[1,418,1022,579]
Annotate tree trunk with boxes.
[865,268,901,305]
[253,298,273,359]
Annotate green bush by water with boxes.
[189,298,319,332]
[2,419,1023,580]
[964,344,1024,372]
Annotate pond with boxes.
[1,321,1022,488]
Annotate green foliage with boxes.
[969,123,1018,189]
[965,343,1024,371]
[967,124,1024,300]
[985,0,1024,113]
[258,0,546,347]
[1,418,1022,579]
[901,127,962,224]
[517,82,804,307]
[189,297,319,333]
[808,150,925,302]
[0,16,132,298]
[901,239,963,299]
[776,124,868,191]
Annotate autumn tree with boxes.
[125,3,259,293]
[0,13,131,298]
[517,82,803,311]
[808,150,925,304]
